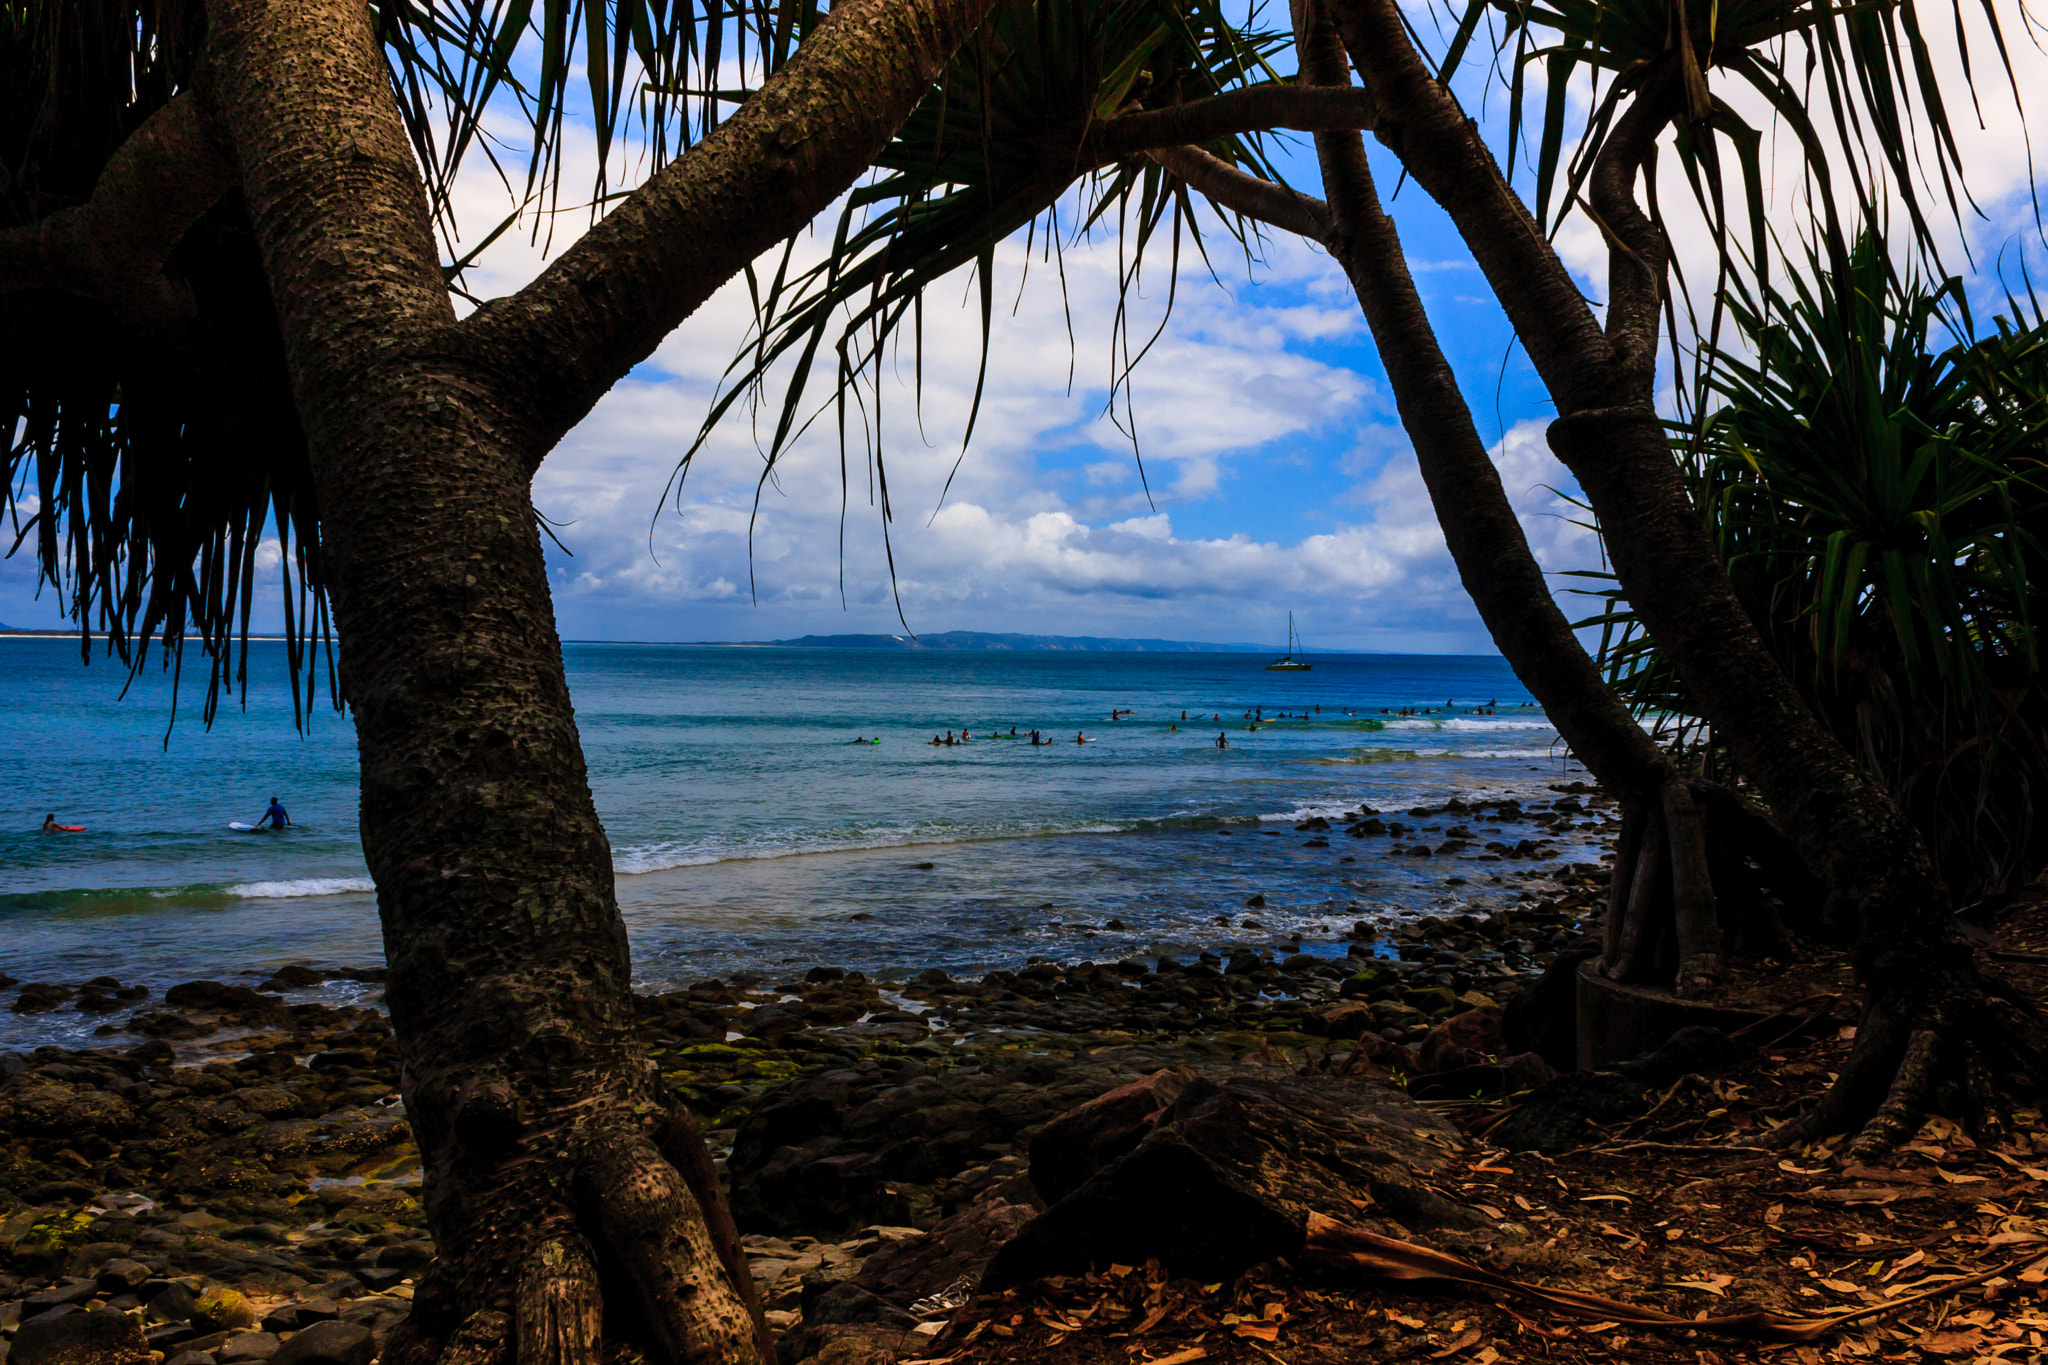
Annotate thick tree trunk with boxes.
[198,0,995,1358]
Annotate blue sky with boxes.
[4,5,2043,656]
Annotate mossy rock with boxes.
[7,1207,98,1272]
[194,1284,259,1331]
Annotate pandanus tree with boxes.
[712,0,2047,1153]
[1587,237,2048,906]
[0,0,1443,1358]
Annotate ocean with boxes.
[0,637,1601,1050]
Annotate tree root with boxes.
[1772,968,2048,1159]
[384,1092,768,1365]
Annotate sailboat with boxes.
[1265,612,1312,671]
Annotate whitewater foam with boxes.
[226,876,376,899]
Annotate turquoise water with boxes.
[1,637,1596,1047]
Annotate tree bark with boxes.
[198,0,996,1358]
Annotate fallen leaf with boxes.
[1430,1326,1483,1356]
[1913,1328,1984,1356]
[1581,1193,1633,1203]
[1780,1161,1831,1176]
[1931,1168,1988,1185]
[1471,1164,1515,1175]
[1819,1279,1865,1294]
[1231,1322,1280,1342]
[1385,1310,1429,1330]
[1143,1349,1210,1365]
[1672,1274,1735,1296]
[1474,1204,1506,1220]
[1881,1251,1927,1281]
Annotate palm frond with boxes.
[3,0,781,724]
[1453,0,2036,323]
[676,0,1291,616]
[1581,232,2048,896]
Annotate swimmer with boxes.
[1215,732,1229,749]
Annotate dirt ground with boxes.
[904,902,2048,1365]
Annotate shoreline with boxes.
[0,791,1615,1358]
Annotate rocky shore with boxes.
[0,786,1620,1363]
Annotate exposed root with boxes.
[1845,1028,1941,1160]
[582,1133,761,1364]
[517,1236,603,1365]
[1663,778,1722,995]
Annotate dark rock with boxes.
[11,984,75,1014]
[1243,893,1266,908]
[217,1333,280,1362]
[1028,1067,1197,1205]
[1499,941,1600,1072]
[1417,1006,1505,1074]
[162,983,288,1021]
[261,1299,338,1334]
[350,1267,409,1292]
[805,967,846,984]
[146,1284,199,1325]
[12,1306,150,1365]
[163,1353,215,1365]
[853,1199,1037,1307]
[93,1259,151,1294]
[259,965,327,991]
[986,1072,1476,1286]
[268,1321,375,1365]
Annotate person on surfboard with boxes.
[41,813,84,832]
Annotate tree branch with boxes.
[1327,0,1624,413]
[0,92,237,327]
[1286,0,1673,797]
[1147,146,1332,241]
[1090,84,1378,158]
[455,0,1004,474]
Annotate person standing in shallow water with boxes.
[257,796,292,830]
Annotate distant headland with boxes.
[739,631,1273,653]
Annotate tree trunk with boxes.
[1283,0,1749,995]
[198,0,994,1358]
[1322,0,2044,1148]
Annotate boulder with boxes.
[1027,1067,1197,1205]
[1417,1006,1505,1074]
[11,984,75,1015]
[162,982,288,1021]
[12,1307,151,1365]
[269,1321,376,1365]
[192,1286,258,1332]
[985,1072,1477,1287]
[219,1332,282,1362]
[1307,1001,1377,1040]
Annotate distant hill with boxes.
[764,631,1271,653]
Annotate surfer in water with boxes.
[257,796,292,830]
[41,813,82,833]
[1215,733,1229,749]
